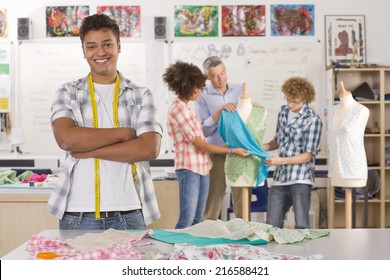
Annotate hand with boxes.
[265,155,284,166]
[221,103,237,112]
[233,148,250,157]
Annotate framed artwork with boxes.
[174,5,218,37]
[221,5,265,37]
[46,6,89,37]
[97,6,141,38]
[270,4,314,36]
[325,15,366,67]
[0,8,8,38]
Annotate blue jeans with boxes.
[266,184,312,229]
[175,169,210,229]
[59,210,146,230]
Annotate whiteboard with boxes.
[171,40,326,157]
[18,41,147,154]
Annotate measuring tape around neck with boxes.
[87,74,137,219]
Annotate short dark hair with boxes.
[163,61,206,100]
[79,14,120,44]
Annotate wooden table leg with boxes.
[345,188,352,229]
[242,187,250,222]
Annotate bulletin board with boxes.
[171,40,327,158]
[18,41,148,154]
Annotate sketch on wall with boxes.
[174,5,218,37]
[46,6,89,37]
[97,6,141,38]
[221,5,266,37]
[271,4,314,36]
[171,40,326,157]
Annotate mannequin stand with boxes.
[345,188,352,228]
[344,187,369,228]
[241,187,251,221]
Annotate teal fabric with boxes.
[149,229,268,246]
[218,110,271,186]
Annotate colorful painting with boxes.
[46,6,89,37]
[0,8,7,38]
[325,15,366,67]
[222,5,265,36]
[97,6,141,38]
[271,4,314,36]
[175,5,218,37]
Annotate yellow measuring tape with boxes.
[88,74,137,219]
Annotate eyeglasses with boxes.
[284,96,303,105]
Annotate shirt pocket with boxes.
[124,104,141,128]
[70,100,85,127]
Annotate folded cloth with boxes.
[67,228,153,252]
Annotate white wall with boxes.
[1,0,389,65]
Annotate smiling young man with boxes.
[262,76,322,229]
[48,14,163,230]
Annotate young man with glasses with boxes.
[262,76,322,229]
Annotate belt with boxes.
[65,210,137,218]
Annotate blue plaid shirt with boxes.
[272,104,322,184]
[47,72,163,225]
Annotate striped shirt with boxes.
[167,98,212,176]
[47,72,163,225]
[272,104,322,185]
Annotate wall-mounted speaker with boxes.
[17,18,32,40]
[154,17,166,40]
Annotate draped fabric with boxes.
[218,109,270,187]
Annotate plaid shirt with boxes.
[273,104,322,184]
[167,98,212,175]
[47,72,163,225]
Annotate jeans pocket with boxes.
[59,215,78,230]
[120,210,146,230]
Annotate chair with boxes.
[226,180,268,221]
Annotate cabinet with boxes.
[327,67,390,228]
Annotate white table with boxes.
[2,228,390,260]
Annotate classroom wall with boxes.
[1,0,389,159]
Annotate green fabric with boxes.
[150,229,268,246]
[225,106,267,184]
[0,170,34,184]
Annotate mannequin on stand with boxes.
[222,83,269,221]
[328,80,370,228]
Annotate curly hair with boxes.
[281,76,315,103]
[163,61,206,100]
[79,14,120,45]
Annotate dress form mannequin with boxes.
[328,81,369,228]
[225,83,267,221]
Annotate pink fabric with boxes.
[22,173,47,183]
[26,230,153,260]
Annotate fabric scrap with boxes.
[170,243,324,260]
